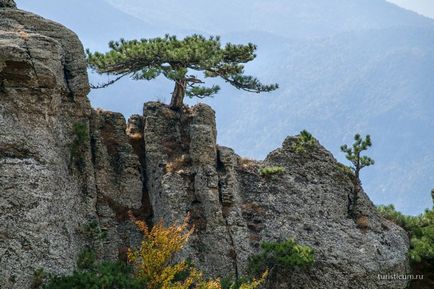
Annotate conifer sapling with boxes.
[340,134,374,180]
[340,134,375,217]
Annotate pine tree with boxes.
[86,34,278,109]
[340,134,374,218]
[340,134,374,180]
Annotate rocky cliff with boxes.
[0,2,410,289]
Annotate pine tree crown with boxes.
[340,134,374,172]
[86,34,278,99]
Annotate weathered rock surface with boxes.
[0,3,145,288]
[139,103,410,288]
[141,103,244,276]
[90,110,146,260]
[0,3,93,288]
[236,137,410,288]
[0,0,16,8]
[0,3,410,289]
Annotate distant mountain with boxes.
[19,0,434,215]
[107,0,434,38]
[18,0,159,50]
[217,27,434,215]
[388,0,434,19]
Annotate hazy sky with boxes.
[388,0,434,18]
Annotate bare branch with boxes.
[90,73,128,89]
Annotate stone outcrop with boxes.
[0,3,93,288]
[0,3,146,288]
[90,110,147,260]
[0,3,410,289]
[0,0,16,8]
[237,137,410,288]
[137,103,410,288]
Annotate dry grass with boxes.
[239,157,257,169]
[165,154,190,173]
[128,132,142,141]
[356,215,369,231]
[19,30,29,40]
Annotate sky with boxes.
[388,0,434,18]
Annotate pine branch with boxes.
[90,73,128,89]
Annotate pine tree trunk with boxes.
[352,178,361,217]
[348,166,362,220]
[170,80,185,110]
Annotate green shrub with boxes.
[79,221,107,244]
[259,166,285,177]
[77,249,97,270]
[38,217,265,289]
[337,163,355,178]
[70,122,89,172]
[247,239,314,277]
[75,221,107,272]
[31,268,45,289]
[42,262,144,289]
[220,276,252,289]
[291,130,316,154]
[377,204,434,263]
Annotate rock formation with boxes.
[0,2,410,289]
[135,103,410,289]
[0,2,144,287]
[0,0,15,8]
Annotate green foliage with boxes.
[340,134,374,177]
[75,221,107,272]
[220,276,252,289]
[70,122,89,172]
[172,259,195,283]
[259,166,285,177]
[41,233,143,289]
[31,268,45,289]
[377,204,408,229]
[377,204,434,263]
[42,262,144,289]
[79,220,107,244]
[77,249,98,270]
[291,130,316,154]
[247,239,314,277]
[39,217,265,289]
[337,163,355,178]
[86,34,278,108]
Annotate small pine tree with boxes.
[247,239,314,280]
[377,203,434,263]
[86,34,278,109]
[292,130,316,154]
[340,134,374,180]
[340,134,374,218]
